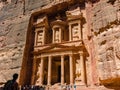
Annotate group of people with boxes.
[3,73,45,90]
[3,73,77,90]
[3,73,19,90]
[21,85,45,90]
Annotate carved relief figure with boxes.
[72,25,79,41]
[106,47,117,77]
[35,62,41,85]
[106,47,114,61]
[37,31,43,45]
[75,59,81,80]
[114,39,120,75]
[115,41,120,60]
[55,29,60,43]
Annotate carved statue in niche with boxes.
[72,25,79,41]
[37,31,43,45]
[55,29,59,42]
[75,59,81,81]
[35,62,41,85]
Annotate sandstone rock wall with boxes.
[90,0,120,85]
[91,0,119,34]
[0,0,50,85]
[0,0,120,88]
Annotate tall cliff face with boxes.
[88,0,120,86]
[0,0,50,85]
[0,0,120,88]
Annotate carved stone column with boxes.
[43,30,45,44]
[80,52,86,85]
[53,30,55,43]
[47,56,52,85]
[69,25,72,41]
[60,28,62,43]
[34,31,37,46]
[40,57,44,85]
[78,21,82,39]
[69,54,74,85]
[61,55,64,85]
[31,57,37,84]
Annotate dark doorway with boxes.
[58,65,61,82]
[43,58,48,85]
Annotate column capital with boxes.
[69,54,73,57]
[41,56,44,59]
[61,55,65,57]
[34,56,40,60]
[48,55,52,58]
[79,51,84,56]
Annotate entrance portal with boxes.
[51,56,70,85]
[58,65,61,82]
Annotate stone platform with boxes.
[45,85,120,90]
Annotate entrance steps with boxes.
[45,85,117,90]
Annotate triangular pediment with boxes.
[49,47,63,50]
[41,44,71,51]
[34,43,89,56]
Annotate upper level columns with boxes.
[39,57,44,85]
[69,25,72,41]
[52,30,55,43]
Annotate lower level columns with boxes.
[47,56,52,85]
[80,52,86,85]
[69,54,74,85]
[61,55,64,85]
[39,57,44,85]
[31,57,37,85]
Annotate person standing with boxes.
[3,73,19,90]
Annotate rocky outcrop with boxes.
[89,0,120,87]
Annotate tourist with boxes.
[3,73,19,90]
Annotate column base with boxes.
[47,84,52,87]
[60,83,66,85]
[75,79,86,86]
[40,84,44,86]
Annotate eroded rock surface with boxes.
[0,0,120,89]
[0,0,50,85]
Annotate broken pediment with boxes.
[66,7,81,16]
[34,16,49,29]
[51,19,67,28]
[66,7,86,24]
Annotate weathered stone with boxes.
[0,0,120,89]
